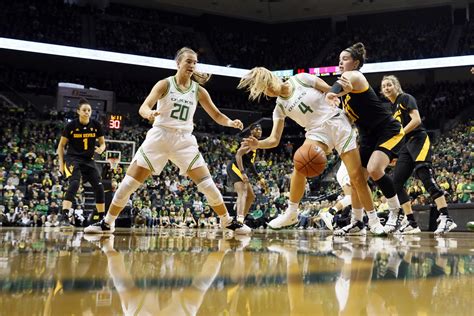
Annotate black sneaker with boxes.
[84,219,115,234]
[59,212,74,230]
[89,211,105,224]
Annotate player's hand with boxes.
[242,136,259,150]
[325,92,341,107]
[94,146,104,155]
[242,173,249,183]
[146,110,160,123]
[229,119,243,130]
[388,158,398,167]
[471,67,474,74]
[337,76,352,93]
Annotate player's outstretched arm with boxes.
[56,136,68,175]
[198,86,243,130]
[243,118,284,150]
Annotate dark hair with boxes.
[344,42,367,69]
[250,123,262,131]
[77,98,90,110]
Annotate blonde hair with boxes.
[381,75,403,95]
[237,67,281,101]
[175,47,211,86]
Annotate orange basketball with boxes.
[293,143,327,177]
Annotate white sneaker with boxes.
[434,215,457,235]
[320,211,334,231]
[384,210,404,234]
[235,223,252,235]
[268,211,298,230]
[368,217,386,236]
[84,219,115,234]
[334,220,366,236]
[398,221,421,235]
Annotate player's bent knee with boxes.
[415,165,444,200]
[65,179,80,201]
[197,178,224,206]
[111,175,142,208]
[91,182,105,203]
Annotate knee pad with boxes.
[65,179,80,202]
[197,178,224,206]
[112,175,142,208]
[415,164,444,200]
[340,195,352,209]
[92,182,105,204]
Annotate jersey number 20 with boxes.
[171,103,190,121]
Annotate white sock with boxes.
[387,195,401,210]
[367,210,378,221]
[104,213,117,225]
[237,215,245,223]
[352,208,364,221]
[287,201,299,214]
[219,213,231,225]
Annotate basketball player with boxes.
[239,67,385,235]
[57,98,106,228]
[226,123,264,230]
[326,42,405,235]
[320,161,353,230]
[381,75,457,234]
[85,47,248,234]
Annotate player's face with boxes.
[77,104,92,121]
[251,127,262,139]
[381,80,397,100]
[177,52,197,76]
[339,51,358,73]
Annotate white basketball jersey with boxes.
[153,76,199,132]
[273,73,341,130]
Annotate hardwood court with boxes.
[0,228,473,315]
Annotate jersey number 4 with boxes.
[298,102,314,114]
[171,103,190,121]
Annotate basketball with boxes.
[293,143,327,177]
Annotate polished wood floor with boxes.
[0,227,472,315]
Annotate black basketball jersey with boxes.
[235,149,258,177]
[61,119,105,159]
[342,84,395,131]
[391,93,425,138]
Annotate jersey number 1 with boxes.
[83,138,88,150]
[298,102,314,114]
[171,103,190,121]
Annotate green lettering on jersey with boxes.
[298,102,313,114]
[170,103,190,121]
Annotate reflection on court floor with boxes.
[0,228,473,315]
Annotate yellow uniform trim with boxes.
[231,163,244,180]
[351,86,369,94]
[380,126,404,150]
[64,164,73,178]
[415,135,431,161]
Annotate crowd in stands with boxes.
[0,93,472,229]
[0,1,471,69]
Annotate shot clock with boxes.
[107,114,124,130]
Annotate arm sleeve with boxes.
[61,122,72,139]
[405,94,419,112]
[272,104,286,120]
[295,73,317,87]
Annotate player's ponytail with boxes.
[175,47,211,86]
[237,67,280,101]
[344,42,367,69]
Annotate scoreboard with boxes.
[107,114,124,130]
